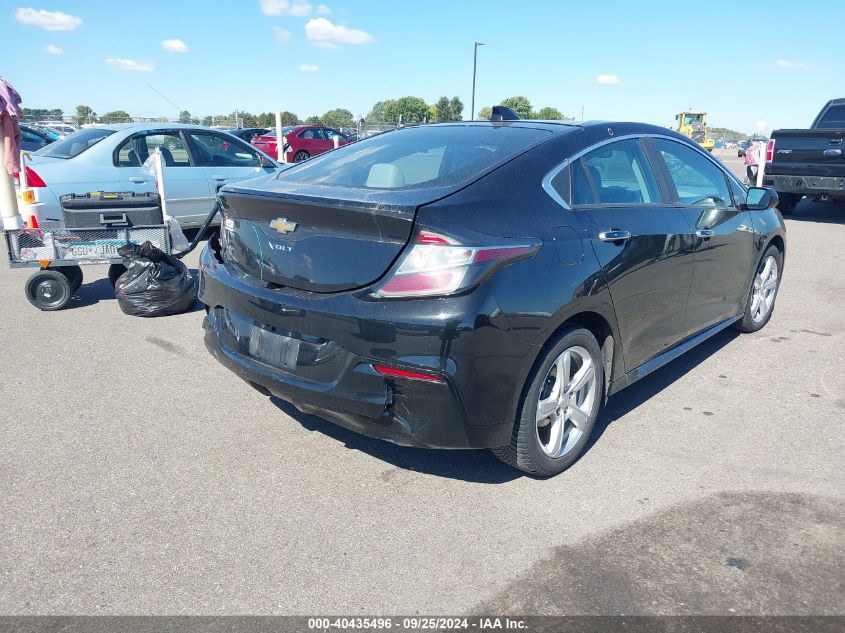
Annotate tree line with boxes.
[25,95,575,128]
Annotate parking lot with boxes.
[0,152,842,615]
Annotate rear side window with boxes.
[34,128,115,159]
[278,125,551,190]
[571,139,661,205]
[298,128,325,140]
[815,104,845,129]
[570,160,597,205]
[117,133,191,167]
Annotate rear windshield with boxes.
[277,125,552,190]
[35,128,115,159]
[815,104,845,129]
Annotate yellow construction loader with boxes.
[674,111,715,151]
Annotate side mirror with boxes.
[744,186,779,211]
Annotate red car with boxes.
[251,125,349,163]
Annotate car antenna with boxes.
[490,106,520,121]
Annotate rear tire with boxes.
[492,326,604,477]
[777,193,801,215]
[56,265,83,292]
[734,244,783,333]
[293,150,310,162]
[108,263,127,287]
[25,270,72,311]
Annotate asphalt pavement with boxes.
[0,153,842,615]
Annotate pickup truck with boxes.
[763,98,845,213]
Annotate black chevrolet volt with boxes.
[198,119,785,476]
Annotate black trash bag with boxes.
[114,241,196,317]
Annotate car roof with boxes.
[421,119,676,137]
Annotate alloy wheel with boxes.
[750,255,778,323]
[535,346,597,458]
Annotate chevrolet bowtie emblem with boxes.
[270,217,297,234]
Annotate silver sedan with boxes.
[19,123,280,227]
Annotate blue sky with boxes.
[4,0,843,133]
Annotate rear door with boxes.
[115,130,212,225]
[185,129,277,195]
[569,138,695,371]
[296,127,326,157]
[649,138,754,334]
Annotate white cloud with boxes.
[259,0,312,16]
[316,4,330,14]
[305,17,373,48]
[775,59,807,69]
[15,7,82,31]
[299,63,320,72]
[44,44,63,55]
[596,74,621,85]
[105,58,155,72]
[273,26,293,42]
[161,38,189,53]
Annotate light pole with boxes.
[471,41,485,120]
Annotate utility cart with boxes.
[4,191,220,311]
[5,223,171,311]
[4,191,170,311]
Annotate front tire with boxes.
[492,326,604,477]
[734,245,783,333]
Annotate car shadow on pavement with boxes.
[784,200,845,224]
[269,397,522,484]
[587,328,740,453]
[269,328,739,483]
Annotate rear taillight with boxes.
[374,230,539,298]
[766,139,775,162]
[24,166,46,188]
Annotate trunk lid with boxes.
[219,182,430,293]
[769,129,845,177]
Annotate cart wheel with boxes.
[108,263,127,287]
[25,270,72,311]
[56,265,83,292]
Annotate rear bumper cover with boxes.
[765,174,845,196]
[198,246,515,449]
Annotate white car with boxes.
[18,123,280,227]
